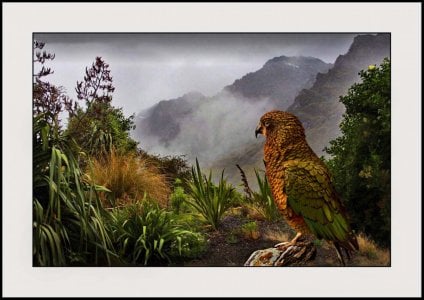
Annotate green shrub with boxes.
[67,104,138,158]
[110,199,202,265]
[138,151,192,187]
[325,59,391,247]
[241,221,260,240]
[170,179,190,214]
[169,231,207,259]
[185,159,235,230]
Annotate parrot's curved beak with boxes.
[255,123,263,138]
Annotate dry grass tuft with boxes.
[241,203,268,221]
[354,233,390,266]
[87,150,170,208]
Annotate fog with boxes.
[141,91,275,165]
[34,33,356,117]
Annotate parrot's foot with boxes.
[274,232,302,250]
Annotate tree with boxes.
[33,40,76,126]
[325,58,391,247]
[67,57,137,157]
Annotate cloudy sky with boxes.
[34,33,357,117]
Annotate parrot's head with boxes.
[255,110,305,144]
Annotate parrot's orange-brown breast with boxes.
[264,143,311,234]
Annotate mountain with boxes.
[134,34,390,188]
[134,55,332,163]
[211,33,390,187]
[287,33,390,156]
[223,56,332,108]
[133,91,206,147]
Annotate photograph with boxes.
[32,32,392,268]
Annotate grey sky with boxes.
[34,33,357,116]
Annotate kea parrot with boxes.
[255,110,358,265]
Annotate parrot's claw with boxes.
[274,241,295,251]
[274,233,303,250]
[274,241,290,248]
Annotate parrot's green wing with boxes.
[284,160,350,243]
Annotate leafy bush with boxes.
[86,149,170,208]
[110,199,203,265]
[325,58,391,247]
[185,159,235,230]
[139,151,192,187]
[67,103,138,158]
[66,57,138,157]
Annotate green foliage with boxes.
[170,179,190,214]
[227,189,245,208]
[250,170,281,221]
[33,52,205,267]
[185,159,235,230]
[169,231,207,259]
[33,114,117,266]
[67,103,138,157]
[325,58,391,247]
[242,221,258,232]
[241,221,260,239]
[67,57,137,157]
[110,199,203,265]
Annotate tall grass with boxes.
[251,169,281,221]
[87,150,170,208]
[185,159,234,230]
[33,115,117,266]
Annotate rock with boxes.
[244,241,316,266]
